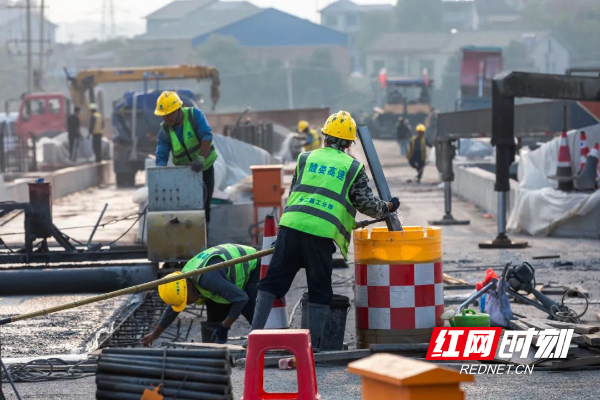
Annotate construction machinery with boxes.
[64,65,221,187]
[369,74,434,139]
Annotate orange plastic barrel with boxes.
[353,226,443,348]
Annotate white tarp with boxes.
[507,125,600,237]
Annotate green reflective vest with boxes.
[279,147,363,259]
[161,107,217,170]
[407,136,427,161]
[181,244,258,304]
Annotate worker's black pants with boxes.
[68,136,79,161]
[206,265,259,324]
[409,159,425,181]
[93,134,102,163]
[203,165,214,224]
[258,227,335,305]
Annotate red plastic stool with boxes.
[242,329,321,400]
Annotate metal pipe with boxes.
[497,191,506,235]
[87,203,108,249]
[0,247,272,326]
[99,357,229,375]
[0,264,157,295]
[101,348,230,359]
[444,181,452,216]
[100,353,228,368]
[95,375,229,395]
[97,380,229,400]
[95,390,141,400]
[97,362,230,384]
[457,281,497,313]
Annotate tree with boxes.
[520,0,600,67]
[434,50,461,112]
[395,0,443,32]
[504,41,536,72]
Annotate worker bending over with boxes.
[154,91,217,226]
[298,120,321,152]
[406,124,433,183]
[251,111,400,349]
[141,244,259,346]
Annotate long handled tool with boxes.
[357,126,403,231]
[0,248,273,326]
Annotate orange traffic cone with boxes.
[260,215,289,329]
[576,143,599,191]
[549,130,576,192]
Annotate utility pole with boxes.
[285,63,294,110]
[110,0,115,38]
[39,0,45,86]
[101,0,106,40]
[26,0,32,93]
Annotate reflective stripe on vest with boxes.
[180,244,257,304]
[162,108,217,169]
[279,148,362,259]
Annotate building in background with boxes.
[442,0,479,32]
[320,0,394,73]
[192,8,350,76]
[366,30,569,84]
[475,0,522,30]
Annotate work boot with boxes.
[250,290,276,331]
[243,291,276,348]
[307,302,330,352]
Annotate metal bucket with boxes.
[353,226,443,348]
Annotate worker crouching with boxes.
[141,244,259,346]
[250,111,400,350]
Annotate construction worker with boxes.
[250,111,400,350]
[154,91,217,226]
[89,103,103,163]
[406,124,432,183]
[395,117,411,157]
[67,107,81,162]
[141,244,259,346]
[298,120,321,152]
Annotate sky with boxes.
[44,0,396,42]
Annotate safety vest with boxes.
[303,129,321,152]
[280,147,363,259]
[91,111,103,135]
[407,136,427,161]
[181,244,258,305]
[161,107,217,170]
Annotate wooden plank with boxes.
[583,333,600,347]
[563,284,589,298]
[509,320,532,331]
[443,273,469,286]
[552,355,600,370]
[527,318,600,334]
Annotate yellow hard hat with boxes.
[416,124,426,132]
[298,120,309,132]
[155,91,183,116]
[158,272,188,312]
[321,110,356,141]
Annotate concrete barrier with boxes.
[2,161,115,202]
[452,163,518,216]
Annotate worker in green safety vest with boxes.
[154,91,218,226]
[141,244,260,346]
[250,110,401,350]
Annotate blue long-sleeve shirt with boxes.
[155,107,213,166]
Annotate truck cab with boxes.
[16,93,69,139]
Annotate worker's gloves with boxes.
[191,157,205,173]
[211,325,230,344]
[389,197,400,213]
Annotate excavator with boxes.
[9,65,220,186]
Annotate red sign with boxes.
[426,327,502,361]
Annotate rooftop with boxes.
[320,0,394,13]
